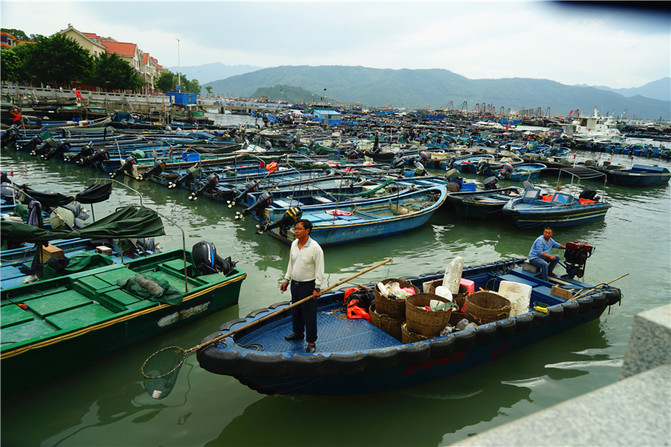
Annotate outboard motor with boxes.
[168,164,200,189]
[390,155,405,170]
[227,180,259,208]
[65,142,94,163]
[138,159,166,181]
[483,176,499,190]
[192,241,237,276]
[31,138,56,157]
[78,148,109,168]
[418,151,429,166]
[256,206,302,236]
[476,158,489,175]
[42,141,70,160]
[413,160,427,176]
[1,125,21,150]
[188,173,218,201]
[497,163,514,179]
[110,155,136,179]
[20,134,43,153]
[563,241,594,279]
[579,188,599,202]
[445,156,456,170]
[236,191,272,220]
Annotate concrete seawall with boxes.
[452,303,671,446]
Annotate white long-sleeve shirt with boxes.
[284,237,324,287]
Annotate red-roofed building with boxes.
[58,25,107,57]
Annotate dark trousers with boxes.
[290,280,317,343]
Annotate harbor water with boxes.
[2,116,670,446]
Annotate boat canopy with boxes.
[19,182,113,208]
[1,205,165,243]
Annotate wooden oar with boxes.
[141,258,392,399]
[568,273,629,301]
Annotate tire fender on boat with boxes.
[429,335,455,358]
[365,347,402,370]
[325,352,367,375]
[532,309,550,328]
[239,353,288,378]
[495,318,516,339]
[474,324,497,345]
[562,300,580,317]
[591,292,607,308]
[197,346,244,376]
[577,295,594,313]
[548,305,564,322]
[454,329,476,350]
[397,342,431,365]
[268,300,291,309]
[602,288,622,306]
[514,313,534,332]
[287,354,329,377]
[246,307,269,319]
[219,318,246,332]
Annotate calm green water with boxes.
[1,123,670,446]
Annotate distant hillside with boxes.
[204,65,670,120]
[588,77,670,102]
[166,62,262,84]
[251,84,334,104]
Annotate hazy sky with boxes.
[3,0,670,89]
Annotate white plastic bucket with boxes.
[498,280,532,317]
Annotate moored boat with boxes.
[605,164,671,186]
[196,257,622,396]
[447,186,522,220]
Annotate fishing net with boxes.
[141,346,187,400]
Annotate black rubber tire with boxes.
[532,310,550,328]
[515,313,534,332]
[238,353,287,378]
[562,300,580,318]
[496,318,516,339]
[219,318,246,332]
[286,354,328,377]
[548,305,564,323]
[197,346,243,375]
[397,342,431,365]
[268,301,290,309]
[246,307,269,319]
[365,347,401,370]
[429,336,455,358]
[577,296,594,313]
[474,324,497,345]
[325,352,367,375]
[454,329,476,350]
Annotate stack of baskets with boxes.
[370,278,418,341]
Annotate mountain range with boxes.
[196,65,668,120]
[166,62,262,84]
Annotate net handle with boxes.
[184,258,392,354]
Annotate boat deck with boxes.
[234,303,398,354]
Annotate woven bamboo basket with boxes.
[405,293,453,337]
[464,291,511,324]
[423,280,469,308]
[401,323,429,344]
[374,278,419,319]
[369,306,403,341]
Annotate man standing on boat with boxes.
[529,226,565,281]
[280,219,324,353]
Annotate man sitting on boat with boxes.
[280,219,325,353]
[528,226,566,281]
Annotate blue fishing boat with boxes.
[497,163,546,181]
[449,154,495,174]
[196,257,622,396]
[501,186,611,229]
[260,185,448,246]
[605,164,671,186]
[446,187,522,220]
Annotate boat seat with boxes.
[522,260,539,273]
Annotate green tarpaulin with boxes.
[43,252,114,279]
[1,205,165,243]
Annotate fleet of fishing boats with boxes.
[0,114,666,397]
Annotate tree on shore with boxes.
[155,72,201,94]
[90,53,145,92]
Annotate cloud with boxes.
[2,0,668,88]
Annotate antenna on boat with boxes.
[140,258,392,400]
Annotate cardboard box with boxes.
[551,285,574,300]
[42,244,64,261]
[95,246,113,256]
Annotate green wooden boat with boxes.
[1,249,246,396]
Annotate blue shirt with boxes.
[529,235,561,260]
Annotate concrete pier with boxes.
[452,303,671,446]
